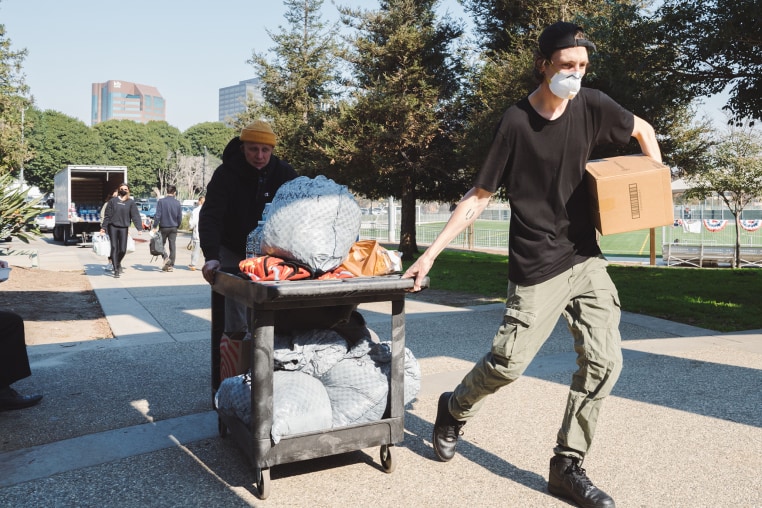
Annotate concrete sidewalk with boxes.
[1,237,760,507]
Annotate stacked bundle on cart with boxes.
[258,175,362,274]
[215,326,421,444]
[216,174,421,444]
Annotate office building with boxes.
[91,80,165,125]
[218,78,262,125]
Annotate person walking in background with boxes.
[152,185,183,272]
[100,183,143,278]
[403,22,662,508]
[188,196,205,271]
[199,120,297,336]
[0,260,44,411]
[100,190,118,272]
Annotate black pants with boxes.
[0,311,31,387]
[108,226,129,271]
[159,226,178,266]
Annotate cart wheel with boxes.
[217,417,228,438]
[380,444,396,473]
[254,467,270,500]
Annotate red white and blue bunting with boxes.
[703,219,728,232]
[740,219,762,232]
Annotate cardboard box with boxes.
[586,155,673,235]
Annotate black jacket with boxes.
[102,197,142,231]
[154,195,182,228]
[199,137,298,262]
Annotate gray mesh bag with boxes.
[260,175,361,272]
[214,370,333,444]
[271,370,333,443]
[319,354,389,427]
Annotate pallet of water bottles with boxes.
[68,203,103,223]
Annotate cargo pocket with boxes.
[585,263,622,329]
[492,306,535,362]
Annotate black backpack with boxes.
[149,230,164,257]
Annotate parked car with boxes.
[34,211,55,232]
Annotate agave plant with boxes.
[0,172,46,243]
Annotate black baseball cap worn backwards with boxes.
[538,21,596,59]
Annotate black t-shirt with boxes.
[474,88,634,285]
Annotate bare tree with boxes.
[174,152,203,200]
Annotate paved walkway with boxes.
[1,236,760,507]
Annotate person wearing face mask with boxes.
[100,183,143,278]
[100,190,118,272]
[199,120,297,336]
[403,22,661,508]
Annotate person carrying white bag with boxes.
[100,183,143,279]
[92,232,111,258]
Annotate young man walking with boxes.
[152,185,183,272]
[403,22,662,508]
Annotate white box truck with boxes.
[52,165,128,244]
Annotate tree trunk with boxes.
[398,180,418,260]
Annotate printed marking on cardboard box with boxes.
[629,184,641,219]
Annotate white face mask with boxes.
[548,71,582,100]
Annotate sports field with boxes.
[421,220,664,258]
[598,228,664,256]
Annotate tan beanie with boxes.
[240,120,276,146]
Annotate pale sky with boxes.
[2,0,728,132]
[1,0,467,131]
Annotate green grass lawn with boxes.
[403,249,762,332]
[599,228,663,256]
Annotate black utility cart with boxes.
[211,272,426,499]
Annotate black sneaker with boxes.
[548,456,615,508]
[432,392,465,462]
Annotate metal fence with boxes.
[666,204,762,247]
[359,203,762,253]
[663,219,762,247]
[359,204,510,251]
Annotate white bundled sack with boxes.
[215,370,333,444]
[92,232,110,257]
[318,337,421,428]
[271,370,333,443]
[320,351,389,427]
[260,175,362,273]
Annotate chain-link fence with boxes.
[359,203,762,258]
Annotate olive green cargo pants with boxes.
[449,256,623,459]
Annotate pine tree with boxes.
[244,0,341,174]
[323,0,465,258]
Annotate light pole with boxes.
[19,106,28,185]
[202,145,207,190]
